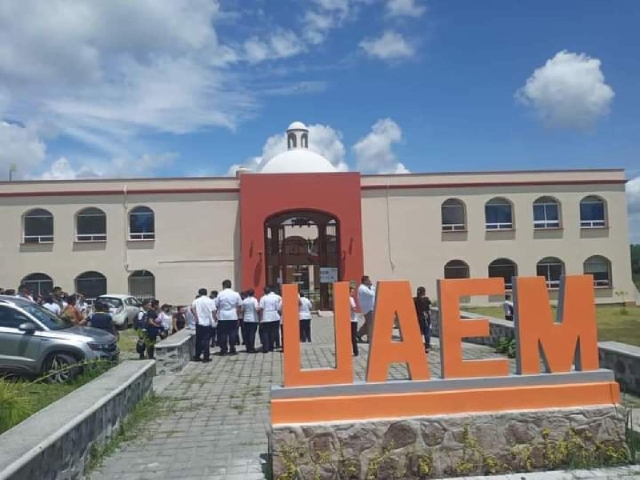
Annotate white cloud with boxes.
[516,51,615,129]
[0,122,46,179]
[302,0,373,45]
[243,30,305,63]
[353,118,408,173]
[627,176,640,243]
[385,0,426,17]
[359,31,415,61]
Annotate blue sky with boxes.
[0,0,638,239]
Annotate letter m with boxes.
[514,275,599,375]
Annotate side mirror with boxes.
[19,323,37,334]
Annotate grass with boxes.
[118,328,139,355]
[465,305,640,347]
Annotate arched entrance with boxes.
[265,210,339,310]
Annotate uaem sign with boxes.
[271,276,620,425]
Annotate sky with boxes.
[0,0,638,241]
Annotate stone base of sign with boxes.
[155,328,195,375]
[269,405,627,479]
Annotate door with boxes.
[0,305,43,373]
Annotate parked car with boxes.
[97,294,143,329]
[0,295,119,383]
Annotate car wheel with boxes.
[44,353,80,384]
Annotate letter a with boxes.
[282,282,353,387]
[366,281,430,383]
[515,275,599,374]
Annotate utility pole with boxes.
[8,163,16,182]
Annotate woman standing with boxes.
[173,306,187,333]
[60,295,84,325]
[414,287,432,353]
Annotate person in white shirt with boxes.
[159,304,173,338]
[191,288,217,362]
[214,280,243,355]
[242,289,260,353]
[349,286,359,357]
[503,295,514,321]
[258,286,282,353]
[43,296,61,316]
[299,293,313,343]
[356,275,376,343]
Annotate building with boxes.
[0,122,634,307]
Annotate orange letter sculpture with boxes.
[282,282,354,387]
[366,281,430,383]
[514,275,599,374]
[438,278,510,379]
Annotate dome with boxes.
[287,121,307,131]
[260,149,337,174]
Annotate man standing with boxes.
[242,289,259,353]
[209,290,218,348]
[258,286,282,353]
[356,276,376,343]
[349,286,359,356]
[298,293,313,343]
[503,295,514,321]
[215,280,242,356]
[191,288,216,362]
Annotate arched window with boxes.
[75,271,107,303]
[536,257,565,289]
[533,197,561,229]
[287,133,297,149]
[444,260,470,279]
[301,133,308,148]
[23,208,54,244]
[488,258,518,290]
[485,198,513,230]
[128,270,155,301]
[129,206,155,240]
[584,255,612,287]
[76,207,107,242]
[441,199,466,231]
[580,196,607,228]
[21,273,54,297]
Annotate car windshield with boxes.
[20,303,73,330]
[100,297,123,309]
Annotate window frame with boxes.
[533,197,561,230]
[444,260,470,279]
[75,207,107,242]
[441,199,467,232]
[128,206,155,241]
[536,257,565,289]
[485,198,514,231]
[128,270,155,301]
[22,208,54,244]
[579,196,607,229]
[75,271,108,304]
[583,255,612,288]
[488,258,518,290]
[21,273,54,297]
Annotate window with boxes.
[533,197,561,229]
[441,199,466,232]
[75,271,107,303]
[580,196,606,228]
[0,305,31,329]
[584,255,612,287]
[287,133,297,149]
[76,207,106,242]
[23,208,54,244]
[488,258,518,290]
[21,273,54,297]
[301,133,308,148]
[128,270,155,301]
[485,198,513,230]
[129,206,155,240]
[536,257,565,289]
[444,260,470,279]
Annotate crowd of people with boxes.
[1,274,439,361]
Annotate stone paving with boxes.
[88,318,638,480]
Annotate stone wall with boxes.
[155,328,195,375]
[270,406,627,479]
[599,341,640,396]
[429,308,515,347]
[0,360,155,480]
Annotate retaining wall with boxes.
[155,328,195,375]
[0,360,155,480]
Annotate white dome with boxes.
[287,121,307,131]
[260,149,337,174]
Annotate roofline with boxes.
[360,167,626,178]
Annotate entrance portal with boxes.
[265,211,339,310]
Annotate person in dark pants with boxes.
[144,310,163,360]
[237,291,247,346]
[242,289,259,352]
[349,286,359,356]
[258,286,282,353]
[299,293,313,342]
[209,290,218,348]
[414,286,432,352]
[214,280,243,356]
[191,288,216,362]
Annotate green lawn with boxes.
[466,305,640,347]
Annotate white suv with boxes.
[97,294,143,329]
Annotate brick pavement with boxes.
[88,317,637,480]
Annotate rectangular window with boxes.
[533,203,560,229]
[580,202,606,228]
[77,215,106,242]
[24,216,54,243]
[485,205,513,230]
[442,205,466,231]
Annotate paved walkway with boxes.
[88,318,636,480]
